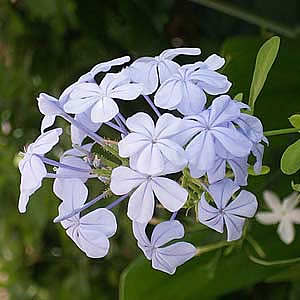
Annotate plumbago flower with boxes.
[18,128,62,213]
[198,179,258,241]
[154,55,231,115]
[110,166,188,223]
[57,179,117,258]
[17,47,272,275]
[133,221,196,274]
[64,70,143,123]
[118,112,187,175]
[37,56,130,133]
[129,48,201,95]
[183,96,252,177]
[256,191,300,244]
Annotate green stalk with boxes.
[264,128,300,137]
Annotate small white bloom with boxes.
[256,191,300,244]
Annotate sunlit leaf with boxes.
[249,36,280,113]
[281,139,300,175]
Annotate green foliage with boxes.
[289,114,300,129]
[248,165,271,176]
[281,139,300,175]
[1,1,300,299]
[120,224,300,300]
[248,36,280,113]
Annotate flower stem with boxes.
[105,121,127,134]
[195,240,231,256]
[106,194,128,210]
[264,128,300,137]
[170,211,178,221]
[143,95,161,117]
[40,156,89,172]
[45,173,98,179]
[53,191,110,223]
[61,113,105,146]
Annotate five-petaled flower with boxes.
[110,166,188,223]
[256,191,300,244]
[118,112,187,175]
[198,178,258,241]
[58,179,117,258]
[18,128,62,213]
[133,221,196,274]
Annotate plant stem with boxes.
[195,240,231,256]
[264,128,300,137]
[54,191,110,223]
[143,95,161,117]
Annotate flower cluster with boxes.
[18,48,266,274]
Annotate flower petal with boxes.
[109,83,142,100]
[91,96,119,123]
[151,177,188,212]
[263,190,282,212]
[186,131,216,171]
[277,219,295,244]
[126,112,155,137]
[135,144,164,175]
[154,79,183,110]
[118,133,150,157]
[110,166,147,195]
[127,181,155,223]
[152,242,196,275]
[224,214,245,241]
[151,220,184,247]
[212,124,252,157]
[204,54,225,70]
[159,48,201,60]
[208,95,240,126]
[256,212,281,225]
[80,208,117,238]
[225,190,258,217]
[209,179,238,210]
[30,128,63,155]
[157,60,179,83]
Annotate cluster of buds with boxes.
[18,48,266,274]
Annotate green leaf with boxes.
[291,181,300,192]
[234,92,243,101]
[248,165,270,176]
[289,114,300,129]
[120,224,300,300]
[249,36,280,113]
[281,139,300,175]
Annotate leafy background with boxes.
[0,0,300,299]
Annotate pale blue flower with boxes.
[110,166,188,223]
[184,96,252,175]
[133,221,196,274]
[129,48,201,95]
[154,55,231,115]
[118,112,187,175]
[18,128,63,213]
[57,179,117,258]
[64,70,143,123]
[198,179,258,241]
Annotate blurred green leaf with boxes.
[289,114,300,129]
[120,224,300,300]
[281,139,300,175]
[248,165,270,176]
[291,181,300,192]
[234,92,243,101]
[249,36,280,113]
